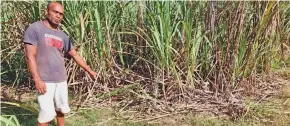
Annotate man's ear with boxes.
[45,9,48,16]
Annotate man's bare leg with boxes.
[56,110,65,126]
[38,122,49,126]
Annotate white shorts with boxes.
[37,81,70,123]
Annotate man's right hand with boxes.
[25,44,46,94]
[35,80,46,94]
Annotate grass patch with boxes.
[185,115,261,126]
[184,97,290,126]
[242,97,290,126]
[1,95,290,126]
[65,108,148,126]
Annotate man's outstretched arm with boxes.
[24,44,46,94]
[68,49,97,79]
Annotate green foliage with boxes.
[0,115,20,126]
[1,101,38,126]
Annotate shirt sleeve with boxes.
[64,36,74,53]
[23,24,38,46]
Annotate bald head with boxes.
[47,2,63,10]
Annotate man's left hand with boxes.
[88,70,97,80]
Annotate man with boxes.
[23,2,97,126]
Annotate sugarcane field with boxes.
[1,1,290,126]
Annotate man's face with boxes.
[45,3,64,26]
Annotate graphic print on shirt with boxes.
[45,34,63,49]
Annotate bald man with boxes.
[23,2,97,126]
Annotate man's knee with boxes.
[56,110,65,117]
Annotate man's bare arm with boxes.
[68,49,97,78]
[24,44,46,94]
